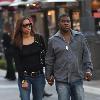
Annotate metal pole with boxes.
[80,0,95,35]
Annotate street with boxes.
[0,69,100,100]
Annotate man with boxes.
[45,14,93,100]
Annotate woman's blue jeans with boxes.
[55,80,84,100]
[18,74,45,100]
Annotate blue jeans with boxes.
[18,74,45,100]
[55,80,84,100]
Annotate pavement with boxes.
[0,69,100,100]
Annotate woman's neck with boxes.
[23,33,31,38]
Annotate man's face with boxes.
[58,16,71,32]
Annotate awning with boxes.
[10,0,35,6]
[0,0,14,6]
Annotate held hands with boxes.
[84,71,92,81]
[47,75,54,86]
[22,80,29,89]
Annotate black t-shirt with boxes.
[13,34,46,81]
[21,40,43,72]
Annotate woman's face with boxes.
[22,19,32,35]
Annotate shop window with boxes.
[47,10,56,37]
[72,11,80,31]
[92,9,100,34]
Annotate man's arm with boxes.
[82,35,93,81]
[45,38,55,85]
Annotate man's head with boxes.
[58,14,71,33]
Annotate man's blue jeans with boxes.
[55,80,84,100]
[18,74,45,100]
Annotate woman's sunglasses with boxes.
[22,23,32,28]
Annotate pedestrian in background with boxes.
[13,17,45,100]
[2,22,16,81]
[45,14,93,100]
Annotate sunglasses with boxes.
[22,23,32,28]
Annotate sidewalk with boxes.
[0,69,100,98]
[83,80,100,95]
[84,80,100,88]
[0,69,100,87]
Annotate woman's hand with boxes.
[22,80,29,89]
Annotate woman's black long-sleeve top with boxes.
[13,34,46,81]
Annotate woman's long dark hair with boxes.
[13,17,35,48]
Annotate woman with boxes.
[2,22,16,80]
[13,17,46,100]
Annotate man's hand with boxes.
[47,75,54,86]
[84,71,92,81]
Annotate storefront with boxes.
[92,0,100,35]
[0,1,81,39]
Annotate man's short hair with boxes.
[58,13,70,22]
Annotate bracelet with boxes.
[22,80,26,84]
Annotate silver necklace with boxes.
[63,35,71,51]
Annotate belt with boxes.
[24,70,43,77]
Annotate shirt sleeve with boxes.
[45,38,55,79]
[39,35,46,52]
[39,35,46,67]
